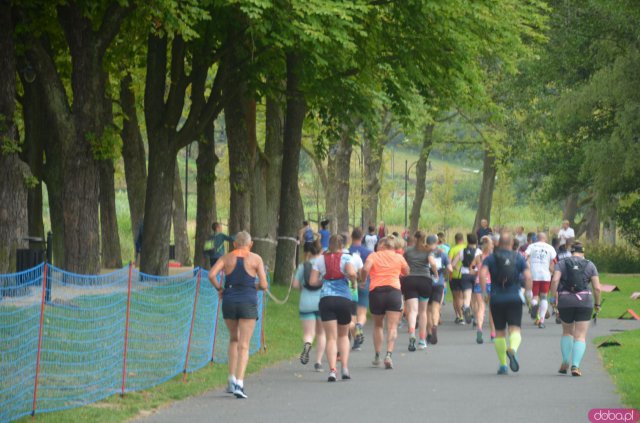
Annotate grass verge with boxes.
[594,328,640,409]
[19,285,300,423]
[596,274,640,319]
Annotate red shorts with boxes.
[532,281,551,296]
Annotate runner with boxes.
[319,220,331,252]
[342,233,363,351]
[308,234,357,382]
[549,243,602,376]
[299,221,316,252]
[451,234,481,324]
[292,239,326,372]
[204,222,234,268]
[436,232,450,305]
[402,231,437,351]
[448,233,466,324]
[479,231,532,375]
[525,232,557,328]
[208,231,268,398]
[348,228,372,350]
[470,236,495,344]
[427,235,452,345]
[377,221,388,239]
[362,235,410,368]
[364,226,379,252]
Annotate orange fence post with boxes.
[31,263,48,417]
[121,262,133,397]
[182,270,202,382]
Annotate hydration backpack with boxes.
[302,261,321,291]
[462,247,476,268]
[493,249,519,287]
[562,257,589,293]
[323,252,344,280]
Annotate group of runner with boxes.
[206,218,602,398]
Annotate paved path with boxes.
[136,305,638,423]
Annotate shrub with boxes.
[585,242,640,273]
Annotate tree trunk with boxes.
[250,94,284,270]
[562,193,579,226]
[120,74,147,243]
[326,129,353,234]
[194,120,218,268]
[98,160,122,267]
[140,140,177,275]
[274,52,306,285]
[584,203,600,242]
[362,136,384,229]
[409,124,434,234]
[473,148,497,233]
[222,49,252,234]
[0,2,30,273]
[172,161,192,266]
[603,218,616,246]
[20,74,46,242]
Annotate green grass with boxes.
[15,285,300,423]
[596,274,640,319]
[594,328,640,408]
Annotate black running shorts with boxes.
[319,296,352,325]
[400,275,433,300]
[460,274,475,291]
[369,286,403,315]
[222,301,259,320]
[429,285,445,305]
[450,278,462,292]
[489,301,522,331]
[557,306,592,324]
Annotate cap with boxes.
[426,235,438,245]
[571,243,584,253]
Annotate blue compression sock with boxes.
[560,336,573,364]
[572,340,586,368]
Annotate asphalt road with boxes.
[135,305,638,423]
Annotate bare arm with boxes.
[549,270,562,300]
[361,260,373,288]
[522,268,533,293]
[255,256,268,291]
[591,275,602,310]
[479,265,489,295]
[427,255,439,280]
[344,262,357,290]
[309,269,322,287]
[208,257,226,291]
[469,256,480,276]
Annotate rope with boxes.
[253,237,278,245]
[264,250,299,305]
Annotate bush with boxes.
[585,243,640,273]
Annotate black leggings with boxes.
[490,301,523,331]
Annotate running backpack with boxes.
[493,249,519,287]
[561,257,589,293]
[462,247,476,268]
[304,228,314,243]
[323,252,343,280]
[302,261,321,291]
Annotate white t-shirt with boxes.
[363,234,378,252]
[558,227,575,246]
[525,242,557,281]
[346,249,364,272]
[457,247,482,275]
[312,252,354,277]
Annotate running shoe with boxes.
[328,370,337,382]
[372,353,382,367]
[300,342,312,365]
[472,317,477,328]
[497,365,508,375]
[555,316,562,324]
[463,307,472,324]
[476,330,483,344]
[545,310,551,319]
[355,325,365,345]
[538,323,546,329]
[531,304,539,320]
[341,369,351,380]
[226,381,235,394]
[352,338,362,351]
[233,384,248,399]
[558,363,569,375]
[571,366,582,377]
[384,354,393,369]
[431,327,438,345]
[417,339,427,350]
[314,363,323,372]
[455,317,463,324]
[426,334,433,344]
[408,336,416,352]
[506,349,519,372]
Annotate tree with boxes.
[431,166,457,233]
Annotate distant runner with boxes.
[525,233,557,328]
[348,228,372,351]
[427,235,452,345]
[448,233,466,324]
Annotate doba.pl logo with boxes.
[589,409,640,423]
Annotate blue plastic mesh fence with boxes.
[0,264,266,423]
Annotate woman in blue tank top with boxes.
[209,231,268,399]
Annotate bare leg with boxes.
[418,301,428,340]
[235,318,257,380]
[357,306,368,327]
[337,324,351,372]
[372,314,385,354]
[314,319,326,365]
[323,320,338,370]
[385,310,402,353]
[225,319,239,379]
[474,293,485,330]
[301,319,316,344]
[463,288,472,309]
[429,301,441,328]
[405,298,419,336]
